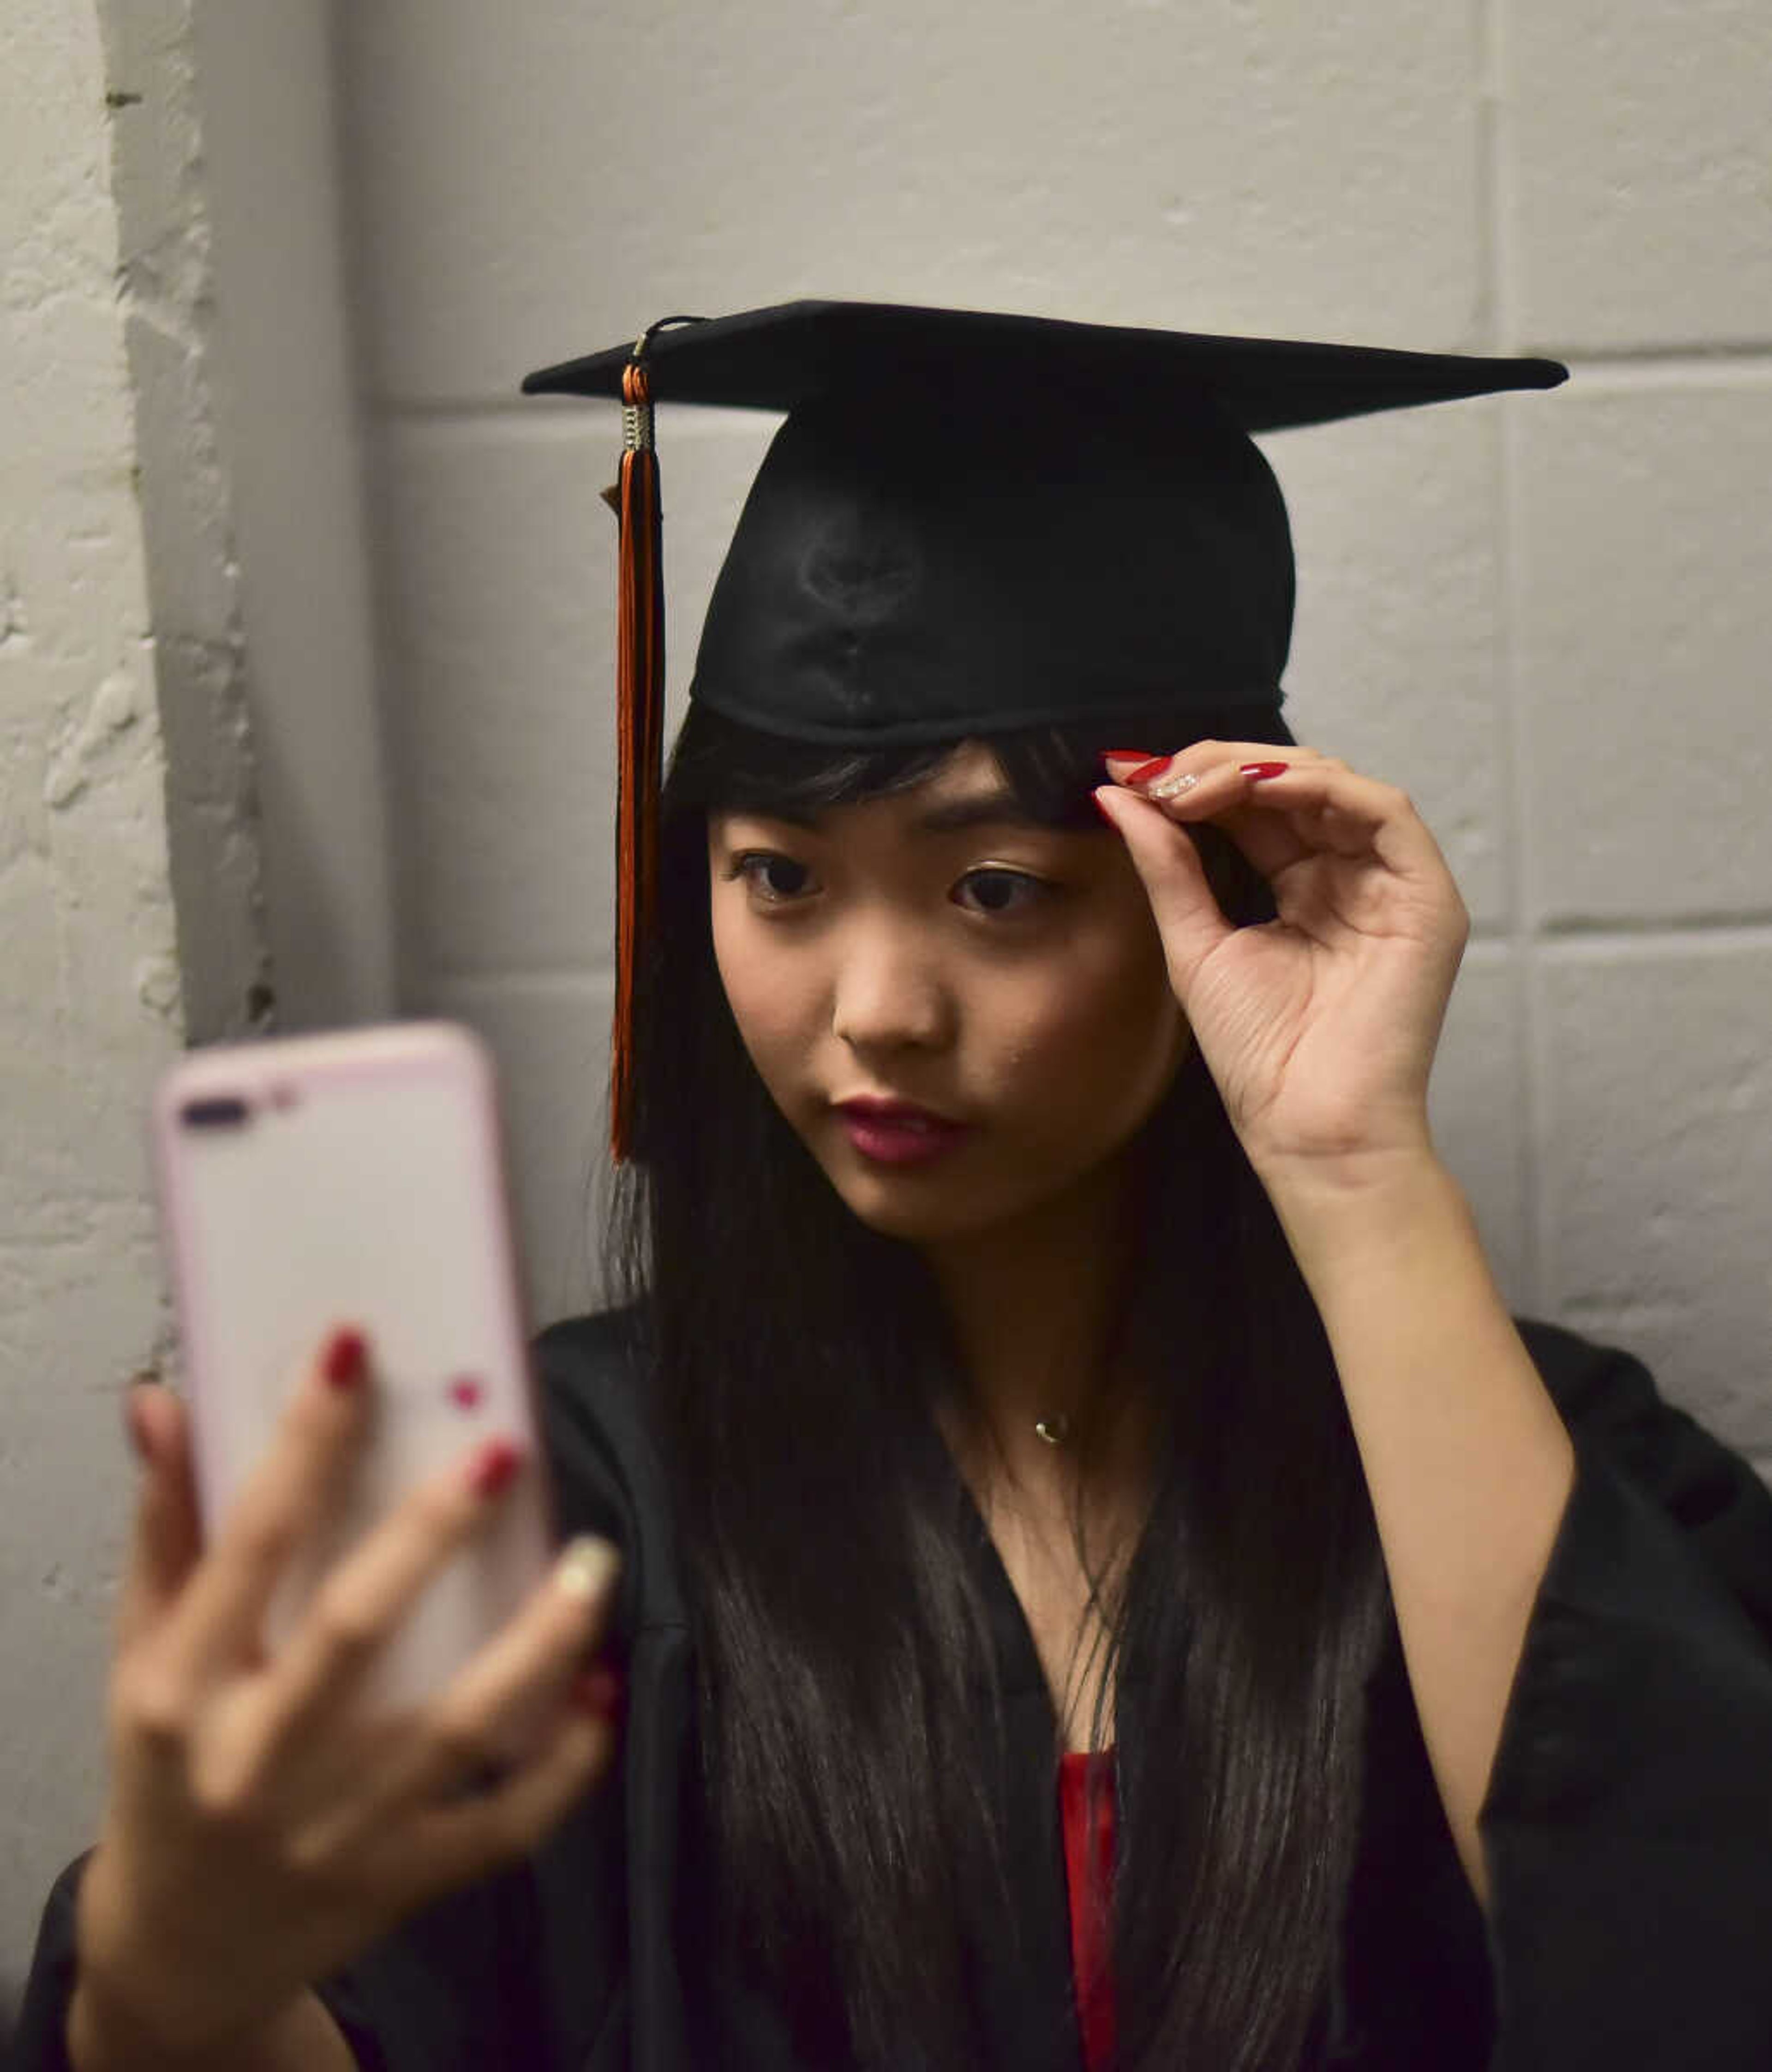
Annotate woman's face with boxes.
[708,744,1188,1246]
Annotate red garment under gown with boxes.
[1057,1750,1117,2072]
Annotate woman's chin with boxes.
[841,1196,992,1245]
[814,1152,1054,1250]
[821,1171,977,1244]
[794,1133,949,1228]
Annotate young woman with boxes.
[19,306,1772,2072]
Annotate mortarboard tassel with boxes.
[608,340,665,1163]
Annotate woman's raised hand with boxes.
[1098,745,1469,1188]
[72,1332,621,2064]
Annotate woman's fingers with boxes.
[86,1333,629,2040]
[306,1537,623,1899]
[1102,742,1311,799]
[1207,758,1455,909]
[260,1436,550,1745]
[1093,784,1236,995]
[349,1534,622,1818]
[402,1692,619,1903]
[158,1327,375,1684]
[1099,744,1463,1015]
[1103,744,1440,885]
[114,1382,204,1653]
[1103,743,1316,879]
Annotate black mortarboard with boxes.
[520,300,1567,1153]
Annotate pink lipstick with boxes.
[834,1097,972,1169]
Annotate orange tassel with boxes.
[609,353,664,1163]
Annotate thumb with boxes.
[115,1380,204,1651]
[1095,787,1234,999]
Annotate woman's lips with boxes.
[833,1098,972,1169]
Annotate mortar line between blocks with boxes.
[1552,350,1772,389]
[1529,920,1772,958]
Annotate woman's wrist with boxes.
[1248,1135,1460,1278]
[68,1972,355,2072]
[68,1970,208,2072]
[1254,1143,1505,1338]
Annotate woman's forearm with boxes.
[1263,1151,1576,1912]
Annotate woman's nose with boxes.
[830,932,953,1055]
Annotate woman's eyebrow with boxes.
[910,788,1044,834]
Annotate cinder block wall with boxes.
[333,0,1772,1445]
[1,0,186,1992]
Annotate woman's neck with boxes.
[922,1152,1151,1493]
[924,1153,1157,1753]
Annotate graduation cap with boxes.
[521,300,1567,1158]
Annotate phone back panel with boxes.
[152,1022,554,1721]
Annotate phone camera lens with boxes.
[177,1096,252,1131]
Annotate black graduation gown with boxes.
[15,1312,1772,2071]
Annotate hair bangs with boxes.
[665,699,1293,838]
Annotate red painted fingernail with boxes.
[1101,748,1160,765]
[1240,761,1290,781]
[572,1666,625,1718]
[323,1327,368,1390]
[468,1437,524,1498]
[1125,755,1173,785]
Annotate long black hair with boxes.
[606,702,1388,2071]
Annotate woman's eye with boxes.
[953,867,1049,916]
[733,852,817,902]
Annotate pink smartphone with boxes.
[150,1021,556,1738]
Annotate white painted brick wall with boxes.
[1537,939,1772,1427]
[337,0,1489,403]
[1505,0,1772,350]
[1,0,299,2003]
[1,0,183,1994]
[1514,380,1772,924]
